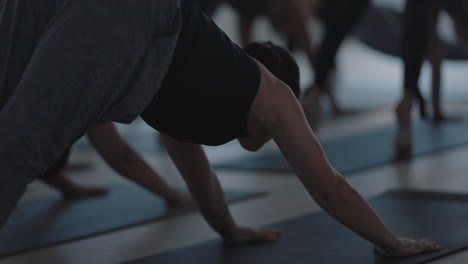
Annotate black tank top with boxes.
[141,0,260,146]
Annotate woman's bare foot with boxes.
[394,93,413,159]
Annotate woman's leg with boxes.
[301,0,370,128]
[313,0,370,93]
[427,26,445,121]
[40,149,109,199]
[395,0,436,156]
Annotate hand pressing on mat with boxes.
[222,227,281,246]
[375,237,441,257]
[160,135,281,247]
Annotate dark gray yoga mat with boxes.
[0,184,264,258]
[214,118,468,173]
[126,190,468,264]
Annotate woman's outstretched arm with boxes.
[248,61,440,257]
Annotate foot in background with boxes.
[432,112,463,123]
[432,99,463,124]
[394,91,413,159]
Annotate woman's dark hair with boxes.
[244,41,301,98]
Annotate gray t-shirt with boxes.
[0,0,181,226]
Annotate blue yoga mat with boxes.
[214,118,468,174]
[0,184,265,258]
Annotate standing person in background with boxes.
[395,0,468,156]
[228,0,370,129]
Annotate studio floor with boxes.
[2,2,468,264]
[4,103,468,264]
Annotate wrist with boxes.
[219,222,239,239]
[377,236,402,254]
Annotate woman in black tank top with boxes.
[144,0,439,256]
[0,0,439,257]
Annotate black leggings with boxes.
[198,0,370,91]
[403,0,465,92]
[314,0,370,89]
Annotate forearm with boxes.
[109,152,181,199]
[160,134,237,236]
[315,173,400,251]
[189,170,238,236]
[267,81,400,250]
[87,124,180,199]
[289,139,400,250]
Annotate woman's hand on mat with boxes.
[375,237,441,257]
[222,226,280,246]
